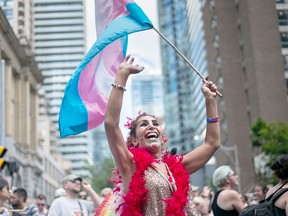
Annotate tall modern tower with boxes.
[157,0,195,152]
[276,0,288,92]
[33,0,94,177]
[158,0,288,191]
[203,0,288,192]
[131,68,164,118]
[157,0,215,188]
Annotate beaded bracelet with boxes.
[207,117,219,123]
[111,83,126,91]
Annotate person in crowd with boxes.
[54,188,65,199]
[211,165,244,216]
[264,154,288,215]
[35,195,47,216]
[78,191,88,200]
[10,188,39,216]
[99,187,112,203]
[48,174,101,216]
[0,177,11,216]
[253,182,268,204]
[190,185,200,198]
[104,55,220,215]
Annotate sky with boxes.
[85,0,161,69]
[85,0,162,133]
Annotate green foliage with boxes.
[251,117,288,156]
[91,157,115,193]
[251,118,288,185]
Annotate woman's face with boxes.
[227,170,239,187]
[254,185,265,202]
[135,115,164,151]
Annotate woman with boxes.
[265,154,288,215]
[211,165,244,216]
[253,182,268,204]
[0,177,11,216]
[105,55,220,216]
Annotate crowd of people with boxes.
[0,56,286,216]
[0,173,113,216]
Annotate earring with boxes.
[161,142,168,154]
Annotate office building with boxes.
[157,0,195,152]
[276,0,288,92]
[203,0,288,191]
[157,0,216,188]
[33,0,94,177]
[0,7,67,201]
[131,68,164,118]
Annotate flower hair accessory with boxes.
[123,110,144,129]
[124,117,133,129]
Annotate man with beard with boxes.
[48,174,101,216]
[10,188,39,216]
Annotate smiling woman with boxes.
[103,55,220,216]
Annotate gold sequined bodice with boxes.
[143,165,199,216]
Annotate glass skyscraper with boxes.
[157,0,195,152]
[157,0,214,187]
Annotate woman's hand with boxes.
[118,55,145,78]
[201,77,218,99]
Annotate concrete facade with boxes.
[203,0,288,192]
[0,8,66,202]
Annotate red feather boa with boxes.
[114,148,190,216]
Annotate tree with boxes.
[251,117,288,184]
[251,117,288,156]
[91,157,115,193]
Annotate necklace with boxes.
[117,148,190,216]
[155,158,163,163]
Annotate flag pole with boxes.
[152,27,222,97]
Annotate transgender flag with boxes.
[58,0,153,138]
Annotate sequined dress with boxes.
[111,148,200,216]
[143,166,199,216]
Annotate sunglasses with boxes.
[70,179,81,184]
[37,204,45,206]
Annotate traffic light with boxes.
[0,146,7,170]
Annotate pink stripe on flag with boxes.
[78,39,125,130]
[95,0,127,36]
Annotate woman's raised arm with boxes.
[105,55,144,175]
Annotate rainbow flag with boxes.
[58,0,153,138]
[95,193,115,216]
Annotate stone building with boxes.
[0,8,68,202]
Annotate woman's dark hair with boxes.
[128,112,156,137]
[126,112,166,147]
[255,181,268,194]
[0,177,9,190]
[270,154,288,180]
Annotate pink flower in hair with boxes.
[124,117,133,129]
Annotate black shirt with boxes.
[212,190,239,216]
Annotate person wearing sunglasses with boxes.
[211,165,244,216]
[48,174,101,216]
[35,195,47,216]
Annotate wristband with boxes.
[207,117,219,123]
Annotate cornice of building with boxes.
[0,8,43,84]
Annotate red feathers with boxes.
[112,148,190,216]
